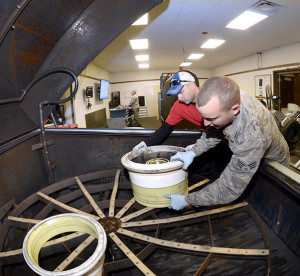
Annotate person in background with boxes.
[133,71,204,150]
[128,90,141,127]
[164,76,290,210]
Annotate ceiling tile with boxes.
[93,0,300,72]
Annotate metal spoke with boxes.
[37,192,100,220]
[75,176,106,218]
[117,228,269,256]
[0,170,270,275]
[115,197,136,219]
[194,253,214,276]
[0,249,22,259]
[122,202,248,228]
[188,179,210,191]
[109,232,156,276]
[8,216,40,224]
[0,232,86,260]
[109,169,121,217]
[54,236,95,272]
[120,207,154,223]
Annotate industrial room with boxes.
[0,0,300,275]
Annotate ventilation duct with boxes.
[249,0,285,16]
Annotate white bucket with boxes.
[121,145,188,207]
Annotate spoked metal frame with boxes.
[0,169,270,275]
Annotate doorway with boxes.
[273,69,300,111]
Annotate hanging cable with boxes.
[34,67,79,184]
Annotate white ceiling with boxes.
[93,0,300,73]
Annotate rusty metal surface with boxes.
[0,0,164,208]
[20,0,163,125]
[0,0,32,47]
[0,127,200,207]
[44,129,201,182]
[0,133,48,206]
[261,162,300,197]
[0,1,20,30]
[0,0,94,100]
[0,105,37,144]
[0,0,163,143]
[246,169,300,256]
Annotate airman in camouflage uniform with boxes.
[128,90,140,125]
[166,76,289,209]
[187,89,289,206]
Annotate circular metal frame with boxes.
[0,169,270,276]
[23,213,107,276]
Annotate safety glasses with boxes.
[170,79,191,86]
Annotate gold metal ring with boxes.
[146,158,169,164]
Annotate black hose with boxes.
[33,67,78,184]
[0,67,78,105]
[24,67,78,105]
[36,67,78,124]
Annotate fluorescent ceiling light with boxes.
[138,63,149,69]
[180,62,192,67]
[226,10,268,30]
[135,55,149,61]
[132,14,148,25]
[201,39,225,49]
[130,39,148,50]
[188,54,204,60]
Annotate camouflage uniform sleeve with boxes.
[128,97,134,107]
[187,138,265,206]
[191,127,224,156]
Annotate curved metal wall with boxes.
[0,0,163,143]
[0,0,163,205]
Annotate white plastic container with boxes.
[121,145,188,207]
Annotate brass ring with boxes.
[146,158,169,165]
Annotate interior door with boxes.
[279,75,294,109]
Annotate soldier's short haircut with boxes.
[197,76,240,110]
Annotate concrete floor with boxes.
[138,116,162,129]
[107,116,162,129]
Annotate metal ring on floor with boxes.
[22,213,107,276]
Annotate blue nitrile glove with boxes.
[185,144,195,151]
[170,151,196,169]
[133,141,147,151]
[164,194,189,210]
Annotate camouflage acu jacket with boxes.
[129,95,140,110]
[187,90,289,206]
